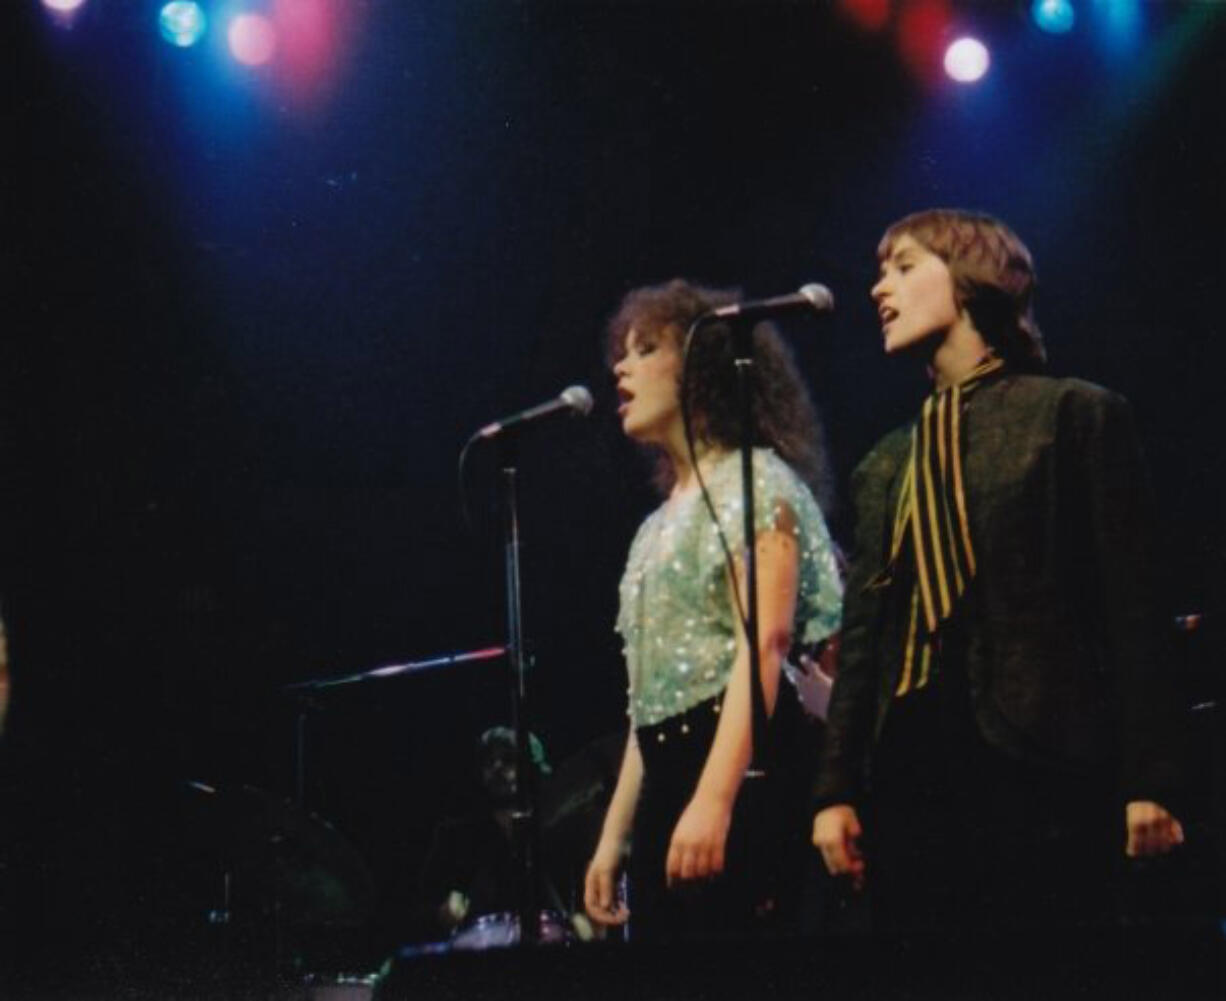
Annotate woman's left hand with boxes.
[666,793,733,884]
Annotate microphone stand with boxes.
[684,292,832,773]
[283,646,506,692]
[286,692,320,808]
[497,433,540,946]
[681,317,771,773]
[727,321,771,773]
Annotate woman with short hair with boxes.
[812,209,1185,932]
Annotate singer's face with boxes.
[612,326,683,446]
[871,235,961,356]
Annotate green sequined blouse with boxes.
[616,448,843,729]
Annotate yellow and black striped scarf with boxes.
[872,355,1004,696]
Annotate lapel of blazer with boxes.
[882,425,913,539]
[959,375,1023,543]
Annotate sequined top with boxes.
[616,448,843,729]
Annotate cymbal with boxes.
[183,781,375,927]
[537,732,625,866]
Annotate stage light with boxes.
[897,0,953,83]
[1093,0,1142,53]
[273,0,338,90]
[228,12,278,67]
[837,0,890,32]
[1032,0,1076,34]
[159,2,207,48]
[943,36,990,83]
[42,0,88,11]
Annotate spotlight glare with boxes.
[228,12,278,67]
[943,36,990,83]
[838,0,890,32]
[159,2,207,48]
[1094,0,1142,54]
[897,0,953,83]
[42,0,88,13]
[1032,0,1076,34]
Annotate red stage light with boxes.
[838,0,891,33]
[896,0,952,83]
[273,0,341,94]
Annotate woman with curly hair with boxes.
[811,209,1186,932]
[583,279,843,941]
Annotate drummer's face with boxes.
[613,325,683,446]
[482,745,518,802]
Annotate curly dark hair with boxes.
[878,209,1046,371]
[606,278,835,512]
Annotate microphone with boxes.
[475,385,594,439]
[698,283,835,324]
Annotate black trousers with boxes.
[867,686,1118,936]
[627,691,814,943]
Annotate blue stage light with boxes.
[159,2,207,48]
[1093,0,1142,54]
[1032,0,1076,35]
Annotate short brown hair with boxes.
[879,209,1046,370]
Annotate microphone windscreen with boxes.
[799,283,835,312]
[561,385,595,416]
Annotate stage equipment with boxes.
[681,284,835,773]
[183,781,375,929]
[1033,0,1076,35]
[229,12,278,66]
[944,36,991,82]
[373,924,1226,1001]
[457,384,595,939]
[283,645,506,806]
[474,385,594,440]
[696,283,834,325]
[158,2,206,47]
[837,0,890,33]
[284,646,506,692]
[450,911,572,951]
[42,0,87,14]
[537,732,625,873]
[490,428,541,943]
[290,378,593,946]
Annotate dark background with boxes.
[4,0,1224,984]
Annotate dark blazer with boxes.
[816,374,1185,811]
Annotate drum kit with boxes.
[182,403,621,989]
[180,779,376,931]
[180,647,625,997]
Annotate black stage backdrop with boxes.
[4,0,1224,989]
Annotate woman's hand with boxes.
[1125,800,1185,857]
[584,836,630,926]
[812,804,866,890]
[666,792,733,884]
[584,733,642,926]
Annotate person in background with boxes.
[584,279,843,941]
[415,727,556,938]
[812,209,1186,933]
